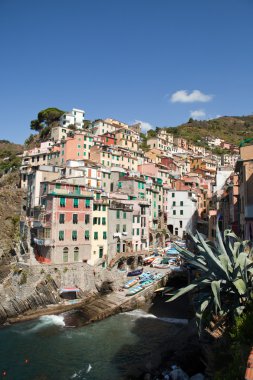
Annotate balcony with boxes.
[109,202,133,211]
[34,238,54,246]
[94,198,109,205]
[48,188,93,198]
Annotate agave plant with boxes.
[168,222,253,331]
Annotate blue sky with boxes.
[1,0,253,143]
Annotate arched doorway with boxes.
[168,225,174,235]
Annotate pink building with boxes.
[33,181,93,264]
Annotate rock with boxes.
[190,374,205,380]
[170,367,190,380]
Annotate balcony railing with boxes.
[34,238,54,246]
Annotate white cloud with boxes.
[135,120,154,133]
[170,90,213,103]
[190,110,206,119]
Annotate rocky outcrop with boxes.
[0,261,128,325]
[0,171,24,264]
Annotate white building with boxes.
[59,108,85,129]
[167,189,198,238]
[221,154,239,168]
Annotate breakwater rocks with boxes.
[0,261,128,325]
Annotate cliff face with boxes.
[0,261,126,325]
[0,172,24,263]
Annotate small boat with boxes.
[153,263,170,269]
[126,285,143,296]
[141,279,153,288]
[124,278,139,289]
[127,268,143,277]
[143,256,156,265]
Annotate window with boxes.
[59,214,65,224]
[85,199,90,208]
[59,231,64,241]
[180,201,183,206]
[179,221,183,228]
[85,214,90,224]
[102,217,106,225]
[116,210,120,219]
[118,182,122,189]
[84,144,86,148]
[94,232,98,240]
[72,230,77,241]
[123,212,126,219]
[99,247,103,258]
[173,210,176,215]
[132,228,135,235]
[175,228,179,236]
[123,224,126,232]
[73,214,78,224]
[96,193,100,200]
[116,224,120,232]
[180,210,183,215]
[85,230,90,240]
[74,247,79,262]
[172,193,175,198]
[137,228,140,235]
[103,231,107,239]
[60,197,66,207]
[56,183,61,189]
[172,201,176,206]
[73,198,79,208]
[117,243,120,253]
[63,247,68,263]
[102,205,106,211]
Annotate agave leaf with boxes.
[219,254,233,277]
[211,280,221,313]
[196,231,230,280]
[235,252,248,269]
[166,282,199,303]
[174,243,195,259]
[185,259,209,272]
[233,278,247,295]
[216,222,232,265]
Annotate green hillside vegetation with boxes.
[151,115,253,147]
[0,141,23,175]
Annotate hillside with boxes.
[159,115,253,147]
[0,140,23,175]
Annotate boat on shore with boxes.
[124,278,139,289]
[127,268,143,277]
[126,285,143,296]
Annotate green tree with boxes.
[30,107,65,131]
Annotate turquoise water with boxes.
[0,309,185,380]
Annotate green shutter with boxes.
[123,212,126,219]
[73,198,79,208]
[72,230,77,240]
[103,231,107,239]
[102,217,106,225]
[85,230,90,240]
[94,232,98,240]
[86,199,91,208]
[59,231,64,240]
[60,197,66,207]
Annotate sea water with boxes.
[0,309,188,380]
